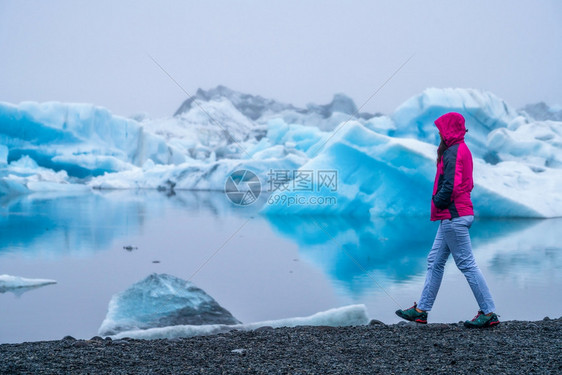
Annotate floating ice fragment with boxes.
[0,274,57,293]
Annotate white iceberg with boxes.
[391,87,523,158]
[174,85,373,131]
[486,120,562,168]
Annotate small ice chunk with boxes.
[0,274,57,293]
[98,273,240,336]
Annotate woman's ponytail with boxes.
[437,138,447,165]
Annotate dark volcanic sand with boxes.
[1,318,560,374]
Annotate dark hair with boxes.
[437,138,447,165]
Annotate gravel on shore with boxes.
[1,318,561,374]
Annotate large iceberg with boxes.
[0,102,186,174]
[263,121,559,217]
[99,273,240,336]
[174,85,376,131]
[391,88,522,157]
[391,88,562,168]
[0,101,186,195]
[1,86,561,218]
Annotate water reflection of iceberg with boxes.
[0,191,239,258]
[265,215,543,296]
[0,192,147,256]
[475,218,562,284]
[266,215,435,296]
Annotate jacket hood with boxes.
[434,112,466,147]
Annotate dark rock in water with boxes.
[157,179,176,196]
[98,273,240,336]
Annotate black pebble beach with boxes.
[1,318,560,374]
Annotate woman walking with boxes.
[395,112,499,328]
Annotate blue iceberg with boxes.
[263,122,548,217]
[0,101,186,192]
[98,273,241,336]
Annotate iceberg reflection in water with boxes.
[266,215,435,295]
[0,192,146,257]
[266,215,559,296]
[0,190,251,258]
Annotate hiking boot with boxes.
[464,311,500,328]
[395,302,427,324]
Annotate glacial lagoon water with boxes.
[1,191,561,343]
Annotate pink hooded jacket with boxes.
[430,112,474,221]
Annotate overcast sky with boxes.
[1,0,560,118]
